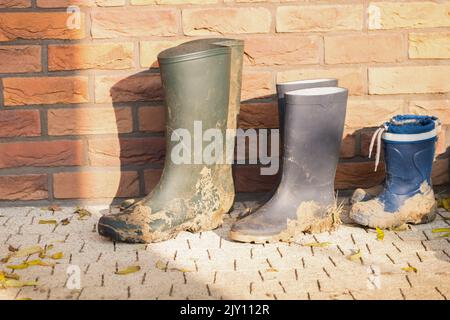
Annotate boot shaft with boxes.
[279,87,348,203]
[381,115,439,195]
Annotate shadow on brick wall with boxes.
[109,72,449,204]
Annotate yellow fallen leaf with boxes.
[376,227,385,241]
[266,268,278,272]
[27,259,54,267]
[39,219,57,225]
[13,245,43,258]
[48,204,61,212]
[402,266,418,273]
[389,224,408,232]
[155,260,167,271]
[75,208,92,220]
[7,263,29,270]
[51,252,64,260]
[432,228,450,233]
[115,265,140,275]
[4,272,20,280]
[439,233,450,238]
[16,298,32,300]
[347,249,362,262]
[171,267,193,273]
[3,279,38,288]
[437,198,450,211]
[302,242,332,247]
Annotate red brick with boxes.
[53,171,139,199]
[340,131,356,159]
[138,106,165,132]
[0,12,85,41]
[95,73,163,103]
[433,158,449,186]
[3,77,89,106]
[0,0,31,8]
[47,107,132,136]
[0,174,48,200]
[335,162,386,189]
[239,102,278,129]
[233,165,278,193]
[144,169,163,194]
[88,137,165,166]
[0,110,40,137]
[0,46,41,73]
[0,140,84,169]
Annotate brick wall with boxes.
[0,0,449,205]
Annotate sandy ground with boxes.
[0,200,449,300]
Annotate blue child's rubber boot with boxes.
[350,115,441,229]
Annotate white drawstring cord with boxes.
[368,125,387,172]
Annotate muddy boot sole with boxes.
[350,188,437,229]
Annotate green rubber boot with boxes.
[98,39,244,243]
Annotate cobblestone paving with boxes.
[0,201,449,300]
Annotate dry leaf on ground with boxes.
[376,227,385,241]
[347,249,362,261]
[115,265,141,275]
[302,242,332,247]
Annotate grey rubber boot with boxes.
[98,38,244,243]
[230,87,348,243]
[266,79,338,201]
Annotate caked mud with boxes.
[350,182,437,229]
[229,200,343,244]
[98,166,234,243]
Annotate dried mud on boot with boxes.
[230,200,343,244]
[350,182,437,229]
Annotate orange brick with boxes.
[369,66,450,95]
[0,12,85,41]
[0,140,84,169]
[0,0,31,8]
[37,0,124,7]
[277,5,363,32]
[3,77,89,106]
[47,107,132,136]
[244,36,320,66]
[325,34,404,64]
[48,43,133,71]
[277,67,366,96]
[53,171,139,199]
[183,7,271,35]
[345,98,404,129]
[91,8,177,38]
[241,72,274,101]
[0,174,48,200]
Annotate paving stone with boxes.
[0,204,449,299]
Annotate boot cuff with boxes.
[386,115,438,134]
